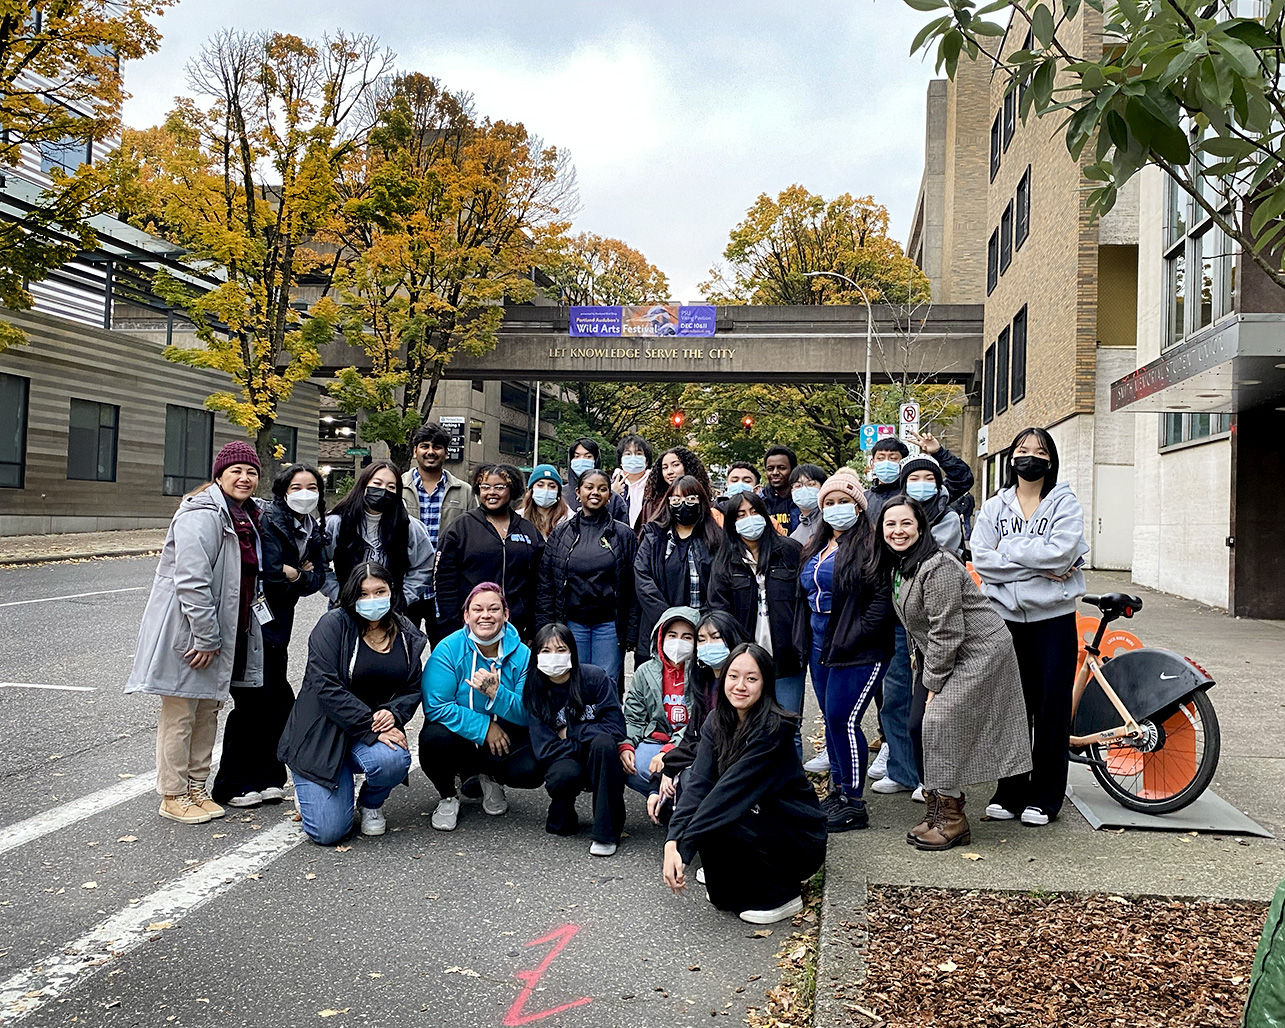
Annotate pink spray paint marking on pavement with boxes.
[502,924,593,1026]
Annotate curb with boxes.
[0,548,161,566]
[813,858,870,1027]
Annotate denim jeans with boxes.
[625,739,666,796]
[567,620,622,683]
[879,626,921,789]
[776,672,806,762]
[292,739,412,846]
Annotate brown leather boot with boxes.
[905,790,939,844]
[914,792,971,851]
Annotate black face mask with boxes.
[1012,455,1051,482]
[364,485,397,513]
[671,500,702,525]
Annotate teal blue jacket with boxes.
[421,623,530,745]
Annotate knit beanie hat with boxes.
[528,463,563,488]
[817,468,867,510]
[897,453,943,487]
[212,440,261,480]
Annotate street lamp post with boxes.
[803,270,875,426]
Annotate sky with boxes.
[121,0,943,301]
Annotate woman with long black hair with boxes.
[662,643,825,924]
[323,460,435,613]
[639,446,714,528]
[525,623,628,856]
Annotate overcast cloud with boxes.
[122,1,941,300]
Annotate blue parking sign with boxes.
[859,424,878,451]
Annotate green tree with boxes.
[906,0,1285,288]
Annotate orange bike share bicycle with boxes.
[1069,592,1221,814]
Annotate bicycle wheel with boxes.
[1087,688,1220,815]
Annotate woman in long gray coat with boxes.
[126,441,265,826]
[872,495,1031,851]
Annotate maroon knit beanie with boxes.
[212,440,261,481]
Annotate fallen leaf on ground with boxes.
[961,852,983,861]
[147,922,174,931]
[305,873,316,881]
[317,1009,350,1018]
[752,929,773,938]
[334,845,352,853]
[118,773,135,779]
[937,960,958,972]
[117,836,138,843]
[81,882,98,889]
[444,966,481,978]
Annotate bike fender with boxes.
[1073,648,1214,736]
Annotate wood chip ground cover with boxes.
[848,886,1266,1027]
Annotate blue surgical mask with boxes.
[354,596,391,621]
[697,641,730,668]
[531,484,560,508]
[467,627,504,647]
[906,480,938,502]
[873,460,901,484]
[570,457,595,477]
[822,503,860,531]
[735,513,767,540]
[620,454,647,475]
[792,485,819,511]
[726,481,754,497]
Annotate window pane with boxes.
[1166,252,1186,346]
[97,405,118,481]
[983,345,996,423]
[1003,90,1016,149]
[1166,178,1187,246]
[990,114,1001,180]
[67,399,99,480]
[1000,204,1013,272]
[0,373,28,488]
[987,232,999,294]
[1011,307,1027,403]
[164,405,212,495]
[1161,413,1184,447]
[1195,231,1214,330]
[1016,168,1030,248]
[996,328,1011,414]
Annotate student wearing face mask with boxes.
[707,490,807,758]
[897,454,964,557]
[612,434,654,531]
[646,611,750,825]
[640,446,715,528]
[212,463,331,809]
[536,469,637,685]
[518,464,572,541]
[796,469,896,833]
[563,438,630,522]
[278,563,425,844]
[722,462,760,502]
[525,624,628,856]
[323,460,435,613]
[970,427,1087,828]
[620,607,700,796]
[788,463,828,546]
[864,432,974,526]
[633,476,722,665]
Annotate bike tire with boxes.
[1087,688,1220,815]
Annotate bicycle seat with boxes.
[1082,592,1143,618]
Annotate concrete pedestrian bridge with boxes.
[317,303,985,386]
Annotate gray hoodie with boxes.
[969,482,1088,622]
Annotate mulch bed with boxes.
[850,886,1267,1027]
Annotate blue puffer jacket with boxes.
[421,622,531,745]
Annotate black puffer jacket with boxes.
[536,507,638,650]
[634,523,716,659]
[706,537,805,678]
[258,498,329,646]
[434,507,544,638]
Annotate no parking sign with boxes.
[899,402,920,454]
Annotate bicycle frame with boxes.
[1068,614,1143,749]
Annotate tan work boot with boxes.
[159,794,213,824]
[187,780,226,819]
[914,792,971,851]
[905,790,939,844]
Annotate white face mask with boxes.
[662,637,694,664]
[537,652,573,677]
[286,489,319,515]
[532,485,560,508]
[620,454,648,475]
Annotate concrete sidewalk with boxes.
[815,571,1285,1025]
[0,529,167,564]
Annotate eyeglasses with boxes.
[479,484,509,493]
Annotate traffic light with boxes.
[671,411,685,429]
[742,415,754,431]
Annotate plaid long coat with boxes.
[892,549,1033,791]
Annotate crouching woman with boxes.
[662,644,826,924]
[277,562,426,844]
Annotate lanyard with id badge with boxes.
[251,593,275,626]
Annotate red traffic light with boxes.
[742,415,754,430]
[671,411,685,428]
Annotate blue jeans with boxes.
[292,740,412,846]
[879,626,920,789]
[626,739,666,796]
[776,671,806,762]
[567,620,622,683]
[825,662,888,799]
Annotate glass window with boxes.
[1011,306,1027,404]
[39,136,92,175]
[269,425,297,465]
[1212,225,1237,320]
[67,399,118,481]
[498,425,528,456]
[1161,413,1185,447]
[1000,203,1014,273]
[1166,251,1186,347]
[983,344,996,424]
[471,380,485,394]
[1003,90,1016,150]
[987,231,999,295]
[1195,230,1214,331]
[996,327,1011,414]
[500,381,531,411]
[1165,178,1187,248]
[163,404,213,496]
[1015,167,1031,248]
[990,113,1001,181]
[0,373,29,488]
[1160,412,1234,449]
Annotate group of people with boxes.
[125,418,1088,925]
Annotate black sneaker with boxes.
[827,797,869,833]
[820,791,845,815]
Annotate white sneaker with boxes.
[589,841,617,857]
[695,866,706,885]
[803,752,831,774]
[431,796,460,831]
[479,774,508,816]
[359,805,387,836]
[867,743,890,780]
[911,786,926,803]
[260,787,286,803]
[871,777,911,794]
[739,896,804,925]
[1021,806,1051,826]
[227,791,263,808]
[985,803,1017,820]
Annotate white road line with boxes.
[0,773,158,857]
[0,683,96,692]
[0,587,146,609]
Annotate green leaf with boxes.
[971,19,1007,35]
[1212,35,1261,77]
[1063,0,1082,21]
[1250,188,1285,239]
[1106,109,1130,151]
[904,0,948,10]
[910,15,952,54]
[1200,136,1255,158]
[1223,20,1277,49]
[939,28,963,75]
[1032,4,1056,46]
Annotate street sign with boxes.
[345,447,371,457]
[860,424,897,450]
[977,424,989,457]
[899,402,921,454]
[439,416,466,463]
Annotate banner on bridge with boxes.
[569,304,716,338]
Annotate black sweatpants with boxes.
[543,733,626,844]
[990,612,1078,818]
[418,719,543,799]
[212,634,294,802]
[907,674,929,785]
[697,819,825,915]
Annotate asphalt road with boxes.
[0,557,786,1027]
